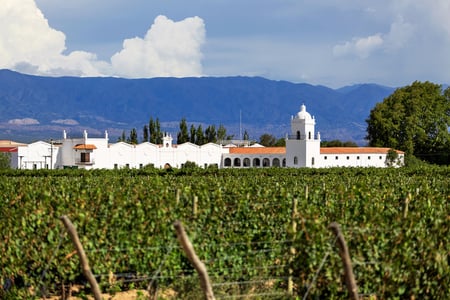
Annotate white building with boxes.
[8,105,404,169]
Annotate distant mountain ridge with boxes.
[0,69,396,144]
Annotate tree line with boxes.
[118,117,234,146]
[118,120,361,148]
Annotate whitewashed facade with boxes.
[8,105,404,169]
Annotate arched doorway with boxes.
[272,158,280,167]
[234,158,241,167]
[253,158,260,167]
[243,158,251,167]
[224,158,231,167]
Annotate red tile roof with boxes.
[320,147,404,154]
[227,147,403,155]
[74,144,97,150]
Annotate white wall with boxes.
[17,141,59,169]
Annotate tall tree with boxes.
[118,130,126,142]
[205,125,217,143]
[128,128,138,144]
[196,125,205,145]
[217,124,227,143]
[149,117,156,144]
[155,118,163,144]
[143,124,149,142]
[366,81,450,164]
[243,130,249,141]
[177,118,189,144]
[189,124,196,144]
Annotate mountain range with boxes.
[0,69,396,144]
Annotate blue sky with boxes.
[1,0,450,88]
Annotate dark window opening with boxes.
[81,152,90,163]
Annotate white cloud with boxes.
[333,34,384,59]
[51,119,79,125]
[8,118,40,125]
[0,1,205,78]
[384,16,415,51]
[0,0,101,76]
[111,15,205,78]
[333,16,413,59]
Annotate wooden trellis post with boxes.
[60,215,102,300]
[174,220,215,300]
[328,222,359,300]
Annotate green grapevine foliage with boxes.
[0,166,448,299]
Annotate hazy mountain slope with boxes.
[0,70,395,143]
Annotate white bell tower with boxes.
[286,104,320,167]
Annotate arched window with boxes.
[282,158,286,167]
[243,158,251,167]
[311,157,315,166]
[296,131,301,140]
[308,131,311,139]
[253,158,260,167]
[294,156,298,165]
[263,158,270,167]
[224,158,231,167]
[234,158,241,167]
[272,158,280,167]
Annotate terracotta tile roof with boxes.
[0,147,18,152]
[0,140,26,147]
[74,144,97,150]
[320,147,404,154]
[0,140,26,152]
[228,147,286,154]
[227,147,404,155]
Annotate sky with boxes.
[1,0,450,88]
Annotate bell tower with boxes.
[286,104,320,167]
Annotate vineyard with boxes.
[0,166,449,299]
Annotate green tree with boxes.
[118,130,126,142]
[366,81,450,164]
[177,118,189,144]
[385,148,399,167]
[243,130,249,141]
[321,140,358,147]
[149,117,156,144]
[217,124,227,143]
[189,124,196,144]
[155,118,163,144]
[274,137,286,147]
[205,125,217,143]
[127,128,138,144]
[143,124,149,142]
[259,133,277,146]
[0,152,11,169]
[196,125,205,145]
